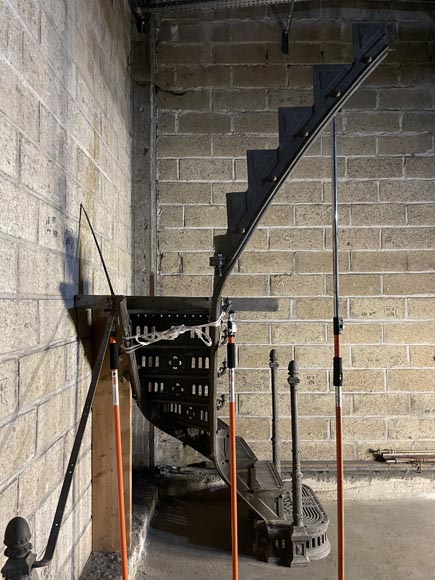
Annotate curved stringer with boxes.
[205,22,390,564]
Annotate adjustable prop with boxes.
[227,311,239,580]
[110,337,129,580]
[332,116,345,580]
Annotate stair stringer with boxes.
[211,22,390,303]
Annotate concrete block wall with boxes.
[154,3,435,464]
[0,0,132,577]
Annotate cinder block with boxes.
[174,21,230,43]
[295,345,350,368]
[329,274,381,296]
[213,44,266,64]
[0,116,18,179]
[342,89,378,111]
[385,322,435,344]
[233,111,277,133]
[388,417,435,440]
[236,298,291,321]
[272,322,326,345]
[236,417,270,440]
[347,157,403,179]
[18,438,64,516]
[176,65,231,89]
[379,88,433,110]
[224,274,269,296]
[351,345,408,369]
[179,158,232,180]
[295,251,349,274]
[0,300,39,351]
[12,0,40,40]
[343,369,385,392]
[295,204,349,227]
[18,246,64,298]
[179,112,231,134]
[265,88,313,109]
[291,156,345,179]
[0,238,17,295]
[279,417,329,440]
[351,250,407,273]
[298,393,351,417]
[157,88,210,111]
[343,322,382,344]
[231,21,280,42]
[212,181,247,204]
[159,182,212,204]
[158,229,213,252]
[407,205,435,226]
[266,42,323,65]
[158,112,176,134]
[159,274,212,296]
[159,206,184,228]
[0,359,18,420]
[322,135,377,156]
[65,340,92,387]
[332,417,386,440]
[21,138,66,202]
[237,322,270,345]
[269,228,324,251]
[157,43,210,65]
[379,180,435,203]
[352,203,406,226]
[345,111,400,133]
[382,227,435,250]
[19,344,66,409]
[294,297,336,320]
[408,298,435,319]
[238,251,292,274]
[184,205,227,227]
[36,387,76,452]
[409,346,435,368]
[406,157,435,179]
[402,111,435,132]
[238,345,287,369]
[411,394,435,415]
[212,89,266,112]
[232,369,272,391]
[277,180,323,203]
[232,158,246,181]
[0,410,36,483]
[400,64,435,86]
[212,135,268,157]
[353,393,409,416]
[350,297,405,320]
[271,274,325,297]
[158,158,177,180]
[326,227,381,250]
[379,135,433,156]
[181,252,213,274]
[325,180,378,203]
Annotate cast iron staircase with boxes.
[124,22,390,567]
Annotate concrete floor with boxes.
[137,490,435,580]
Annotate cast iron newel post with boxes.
[288,360,309,566]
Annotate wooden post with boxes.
[92,311,132,551]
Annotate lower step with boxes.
[254,484,330,567]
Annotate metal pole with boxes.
[227,312,239,580]
[110,337,129,580]
[269,349,281,474]
[332,116,345,580]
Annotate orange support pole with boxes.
[110,337,129,580]
[332,116,345,580]
[227,313,239,580]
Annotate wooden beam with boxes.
[92,311,132,551]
